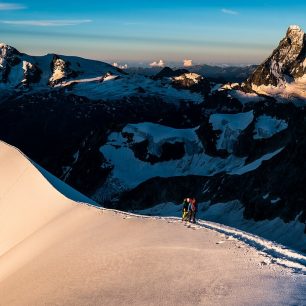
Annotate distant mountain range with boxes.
[0,25,305,241]
[126,64,257,83]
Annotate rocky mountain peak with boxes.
[154,67,189,79]
[49,55,79,86]
[244,25,305,91]
[173,72,203,84]
[1,43,14,51]
[0,43,22,83]
[282,25,305,64]
[286,25,304,40]
[0,43,20,59]
[0,42,19,57]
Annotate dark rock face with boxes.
[189,65,257,84]
[113,176,207,211]
[0,90,207,196]
[171,73,211,96]
[245,25,305,88]
[204,90,243,114]
[131,140,185,164]
[49,55,80,86]
[154,67,189,79]
[127,65,257,83]
[196,119,226,158]
[160,142,185,161]
[22,62,42,87]
[154,67,211,97]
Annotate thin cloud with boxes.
[0,2,26,10]
[123,22,143,26]
[221,8,239,15]
[1,19,92,27]
[149,60,165,68]
[183,59,193,67]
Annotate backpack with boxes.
[191,199,197,212]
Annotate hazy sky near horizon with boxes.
[0,1,305,65]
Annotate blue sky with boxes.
[0,1,305,65]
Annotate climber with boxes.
[188,198,198,223]
[182,198,190,221]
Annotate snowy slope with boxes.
[99,122,243,191]
[138,201,306,254]
[97,121,284,202]
[100,135,243,188]
[227,89,265,104]
[0,141,88,259]
[122,122,203,155]
[37,54,120,87]
[1,140,306,306]
[0,45,120,89]
[209,111,254,153]
[250,77,306,102]
[33,161,96,205]
[253,115,288,140]
[230,147,284,175]
[68,73,203,104]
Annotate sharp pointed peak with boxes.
[0,42,20,54]
[287,25,303,32]
[286,25,304,38]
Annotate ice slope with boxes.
[122,122,203,156]
[227,90,265,104]
[68,73,203,104]
[1,141,306,306]
[230,147,284,175]
[209,111,254,153]
[100,122,244,190]
[99,121,283,193]
[253,115,288,140]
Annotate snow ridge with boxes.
[95,207,306,275]
[196,219,306,274]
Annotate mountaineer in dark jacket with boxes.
[182,198,190,221]
[188,198,198,223]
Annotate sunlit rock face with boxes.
[245,25,305,88]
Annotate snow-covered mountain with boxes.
[127,64,257,83]
[243,25,306,100]
[0,44,209,104]
[153,66,211,95]
[0,43,121,90]
[1,25,306,247]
